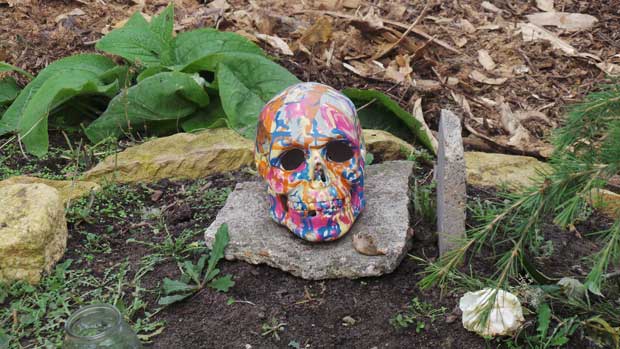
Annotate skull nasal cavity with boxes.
[314,166,328,183]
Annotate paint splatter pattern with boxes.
[255,82,366,242]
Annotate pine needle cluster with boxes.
[419,84,620,319]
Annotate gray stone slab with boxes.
[205,161,415,280]
[436,109,466,255]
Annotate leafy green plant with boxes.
[261,318,287,341]
[389,297,446,333]
[0,3,435,157]
[508,303,579,348]
[159,223,234,305]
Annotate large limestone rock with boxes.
[464,151,551,189]
[0,183,68,284]
[363,129,414,160]
[205,161,414,280]
[82,128,255,183]
[81,129,417,184]
[0,176,100,205]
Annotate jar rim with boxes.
[65,303,122,340]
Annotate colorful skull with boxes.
[255,82,366,242]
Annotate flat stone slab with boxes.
[205,161,414,280]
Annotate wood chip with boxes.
[477,49,496,71]
[526,12,598,31]
[518,22,600,60]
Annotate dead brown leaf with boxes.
[298,16,333,48]
[207,0,230,11]
[384,54,412,84]
[518,22,600,60]
[481,1,502,13]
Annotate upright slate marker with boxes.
[436,109,466,255]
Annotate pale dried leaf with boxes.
[412,98,438,153]
[481,1,502,13]
[352,233,385,256]
[477,49,496,71]
[536,0,555,12]
[413,79,442,92]
[526,12,598,31]
[477,24,501,31]
[498,101,519,135]
[207,0,231,10]
[55,8,86,23]
[343,0,361,9]
[469,70,507,85]
[518,22,600,60]
[596,62,620,77]
[454,36,468,48]
[255,33,294,55]
[460,19,477,34]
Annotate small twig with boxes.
[372,1,432,60]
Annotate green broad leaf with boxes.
[85,71,210,143]
[137,65,169,82]
[181,96,227,132]
[96,11,169,67]
[205,224,230,283]
[174,29,265,72]
[0,61,34,79]
[342,88,435,152]
[19,77,118,156]
[149,3,174,46]
[536,303,551,339]
[0,54,118,137]
[216,54,300,138]
[0,77,21,105]
[158,293,192,305]
[208,274,235,292]
[162,278,196,294]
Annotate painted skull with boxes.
[255,82,366,242]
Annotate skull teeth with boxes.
[288,199,344,213]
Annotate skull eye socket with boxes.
[279,148,305,170]
[326,140,354,162]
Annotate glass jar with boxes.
[63,304,142,349]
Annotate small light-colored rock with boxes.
[204,161,414,280]
[0,176,100,205]
[460,288,524,337]
[0,183,68,284]
[436,110,466,255]
[82,128,255,184]
[464,151,551,190]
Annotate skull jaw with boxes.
[267,190,365,242]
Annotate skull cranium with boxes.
[255,82,366,242]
